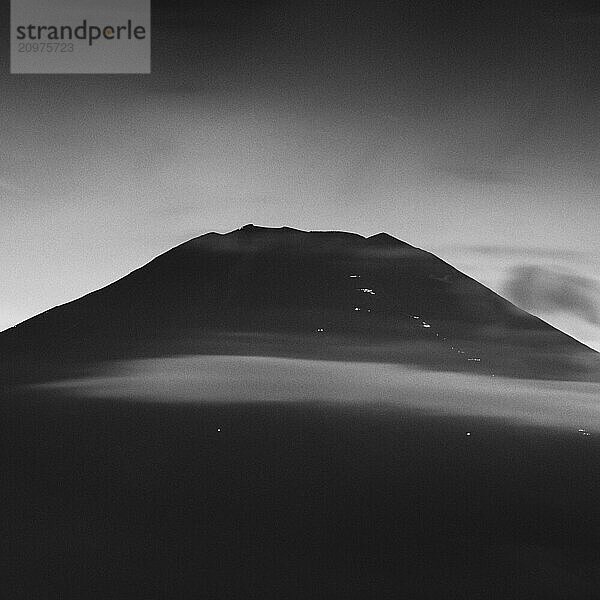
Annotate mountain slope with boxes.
[1,225,597,384]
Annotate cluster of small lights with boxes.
[314,274,378,333]
[409,314,485,368]
[344,280,485,373]
[578,428,591,437]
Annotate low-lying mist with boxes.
[36,355,600,434]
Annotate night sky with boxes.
[1,0,599,349]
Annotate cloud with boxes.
[505,265,600,325]
[34,355,600,432]
[461,245,591,261]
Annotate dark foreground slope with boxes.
[3,389,600,600]
[1,225,597,384]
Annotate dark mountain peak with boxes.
[224,226,415,251]
[367,232,408,245]
[182,225,370,255]
[237,224,298,234]
[187,226,412,251]
[1,224,597,385]
[233,224,365,241]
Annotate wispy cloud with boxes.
[35,356,600,432]
[459,245,592,261]
[505,265,600,326]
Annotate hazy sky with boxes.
[1,0,599,349]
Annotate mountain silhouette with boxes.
[1,225,597,384]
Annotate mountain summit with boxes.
[1,225,597,383]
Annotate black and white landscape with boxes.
[3,0,600,597]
